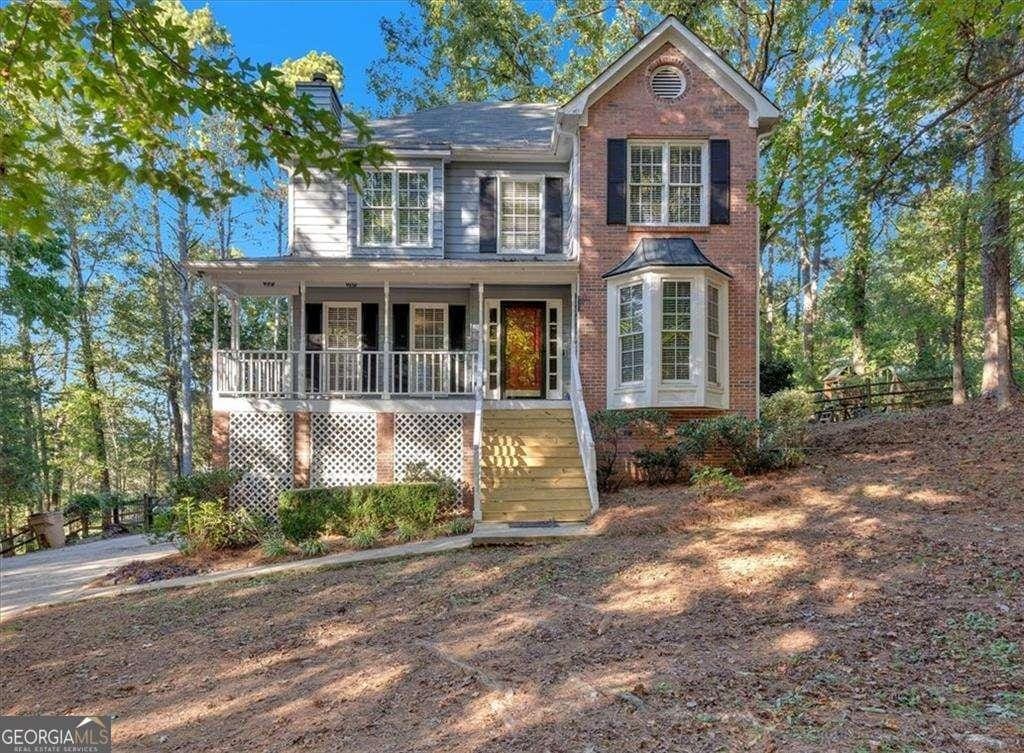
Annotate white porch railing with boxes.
[215,349,478,398]
[570,351,599,514]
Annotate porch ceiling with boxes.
[188,257,580,296]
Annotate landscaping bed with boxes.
[3,400,1022,752]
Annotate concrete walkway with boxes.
[1,535,473,622]
[0,534,176,620]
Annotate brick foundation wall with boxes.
[293,412,310,488]
[212,411,229,469]
[578,41,760,420]
[461,412,475,513]
[376,413,395,484]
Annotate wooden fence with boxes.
[0,495,159,558]
[808,375,952,422]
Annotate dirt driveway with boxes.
[0,534,175,620]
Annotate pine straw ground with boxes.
[2,401,1022,752]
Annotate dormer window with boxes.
[628,141,708,226]
[359,168,432,247]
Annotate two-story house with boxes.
[190,16,780,524]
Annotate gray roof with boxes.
[358,102,557,150]
[602,237,731,278]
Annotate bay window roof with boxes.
[602,237,731,279]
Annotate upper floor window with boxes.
[618,283,644,384]
[360,168,431,247]
[628,142,707,226]
[661,281,691,381]
[498,178,542,253]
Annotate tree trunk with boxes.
[16,320,45,512]
[762,243,776,362]
[177,198,195,475]
[151,193,184,475]
[976,34,1020,408]
[952,167,971,405]
[67,224,113,503]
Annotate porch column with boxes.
[229,297,240,351]
[211,286,220,398]
[298,282,307,398]
[383,281,391,399]
[476,283,485,390]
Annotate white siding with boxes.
[291,171,349,256]
[444,161,570,258]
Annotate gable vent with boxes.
[650,66,685,100]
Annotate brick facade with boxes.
[293,411,311,488]
[578,42,760,420]
[375,412,395,484]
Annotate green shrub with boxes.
[761,388,814,449]
[168,469,241,503]
[402,462,461,512]
[278,482,443,542]
[447,516,474,536]
[632,446,688,485]
[278,487,350,543]
[162,498,263,552]
[350,525,381,550]
[298,537,326,557]
[690,466,742,501]
[260,529,290,558]
[590,409,669,492]
[395,519,418,543]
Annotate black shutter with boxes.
[448,305,466,350]
[391,304,409,351]
[545,177,563,254]
[305,303,322,350]
[361,303,378,349]
[479,177,497,253]
[709,139,730,225]
[606,138,627,225]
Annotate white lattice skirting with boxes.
[310,412,377,486]
[393,413,463,483]
[229,412,293,518]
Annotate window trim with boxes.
[616,282,645,386]
[409,302,449,352]
[357,167,434,248]
[659,278,694,384]
[626,140,709,227]
[322,302,362,351]
[496,175,545,255]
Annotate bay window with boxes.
[360,168,432,246]
[661,281,691,381]
[618,283,644,383]
[628,141,707,226]
[498,178,543,253]
[707,284,721,385]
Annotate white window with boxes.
[324,303,360,349]
[707,284,721,385]
[498,178,542,253]
[618,284,644,384]
[412,304,447,351]
[360,168,432,246]
[628,141,707,225]
[661,281,691,381]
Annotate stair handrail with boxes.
[570,355,599,514]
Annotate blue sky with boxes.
[187,0,414,114]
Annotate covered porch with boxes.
[193,258,579,403]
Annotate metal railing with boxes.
[215,349,478,398]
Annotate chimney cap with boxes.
[311,71,328,83]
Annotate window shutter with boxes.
[392,304,409,351]
[709,139,730,225]
[479,177,497,253]
[361,303,378,349]
[544,177,563,254]
[304,303,322,350]
[606,139,627,225]
[448,305,466,350]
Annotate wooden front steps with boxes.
[480,408,591,523]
